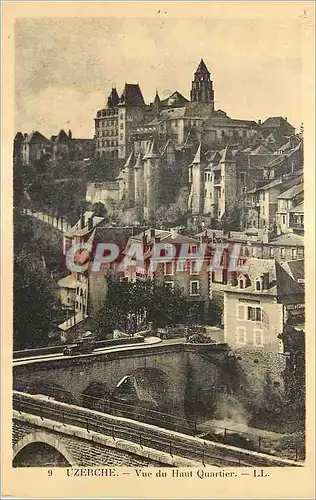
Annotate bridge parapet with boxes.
[13,391,303,468]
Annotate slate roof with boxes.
[269,233,304,247]
[278,183,304,199]
[14,132,24,142]
[261,116,295,130]
[23,131,51,145]
[225,258,304,302]
[195,58,210,74]
[119,84,146,106]
[65,211,105,237]
[58,275,80,289]
[160,91,189,107]
[281,259,304,283]
[289,201,304,213]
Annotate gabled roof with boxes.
[261,116,295,130]
[56,129,70,142]
[23,131,51,145]
[278,183,304,199]
[251,144,273,155]
[226,258,304,301]
[160,91,189,107]
[269,233,304,246]
[119,84,146,107]
[220,143,233,163]
[281,259,304,283]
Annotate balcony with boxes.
[289,219,304,231]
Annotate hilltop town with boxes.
[13,59,305,463]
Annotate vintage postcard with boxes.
[1,1,315,498]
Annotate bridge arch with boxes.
[13,432,77,467]
[113,367,175,407]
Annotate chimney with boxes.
[262,272,269,290]
[88,217,93,231]
[258,119,261,125]
[24,133,28,139]
[285,117,287,122]
[150,228,155,240]
[68,129,72,139]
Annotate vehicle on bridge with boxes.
[63,331,96,356]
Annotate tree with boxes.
[13,252,59,349]
[96,276,200,337]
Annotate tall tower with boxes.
[190,59,214,110]
[143,138,161,220]
[188,143,207,215]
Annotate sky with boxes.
[15,17,303,138]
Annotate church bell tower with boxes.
[190,59,214,110]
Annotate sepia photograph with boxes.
[2,1,315,498]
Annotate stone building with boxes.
[21,131,52,166]
[94,84,149,159]
[223,258,304,353]
[124,228,211,321]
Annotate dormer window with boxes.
[239,277,246,289]
[255,279,262,291]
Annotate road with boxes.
[13,337,186,366]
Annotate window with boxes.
[238,305,245,320]
[164,281,174,290]
[240,172,246,183]
[291,248,297,259]
[190,244,197,254]
[256,280,262,291]
[262,192,266,202]
[262,206,265,216]
[280,247,285,259]
[247,306,262,322]
[190,260,200,275]
[120,123,124,129]
[120,134,123,140]
[269,247,274,258]
[239,278,244,289]
[190,280,200,296]
[282,215,286,224]
[75,301,79,309]
[253,329,263,346]
[164,262,174,276]
[177,260,186,272]
[236,327,247,345]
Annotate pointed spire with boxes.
[154,90,161,104]
[143,137,161,159]
[142,140,152,160]
[134,150,143,169]
[123,150,134,168]
[196,58,209,74]
[220,143,233,162]
[191,142,206,165]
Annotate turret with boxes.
[188,142,207,215]
[123,151,135,206]
[143,138,162,220]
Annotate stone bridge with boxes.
[13,343,229,422]
[12,393,302,468]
